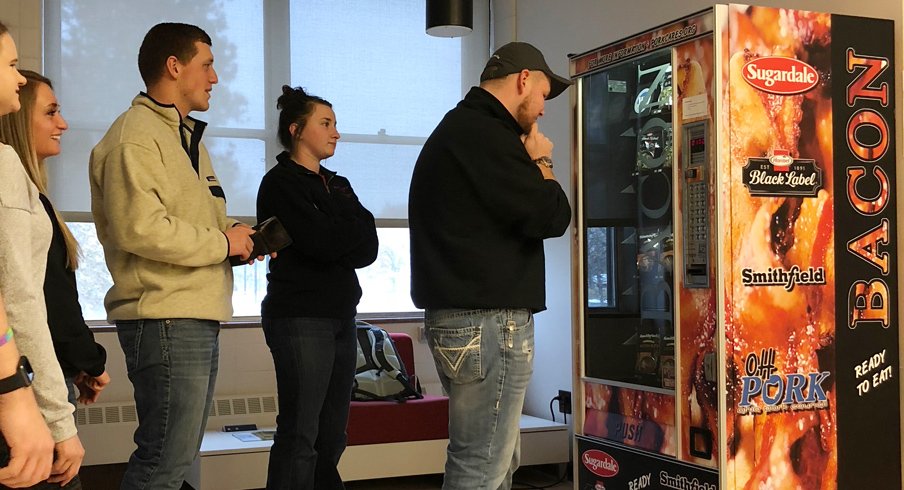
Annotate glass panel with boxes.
[358,228,416,313]
[581,47,675,388]
[232,259,268,317]
[70,223,415,319]
[326,142,421,220]
[206,137,266,217]
[69,222,270,320]
[52,0,266,213]
[46,133,266,216]
[59,0,265,129]
[586,227,611,308]
[290,0,460,137]
[46,128,103,213]
[239,228,418,315]
[70,222,113,322]
[238,228,417,315]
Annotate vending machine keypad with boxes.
[682,122,710,288]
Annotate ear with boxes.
[289,122,300,140]
[165,55,181,80]
[516,69,531,95]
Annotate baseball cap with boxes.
[479,42,574,99]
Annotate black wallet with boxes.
[229,216,293,266]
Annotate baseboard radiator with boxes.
[77,394,278,466]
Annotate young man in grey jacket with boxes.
[89,23,256,490]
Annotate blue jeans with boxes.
[261,316,357,490]
[425,309,534,490]
[116,319,220,490]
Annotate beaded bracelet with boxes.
[0,327,12,348]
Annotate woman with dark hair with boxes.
[256,86,378,490]
[0,70,110,410]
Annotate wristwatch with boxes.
[0,356,33,394]
[533,156,554,168]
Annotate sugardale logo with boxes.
[741,266,826,291]
[582,450,619,477]
[742,56,819,95]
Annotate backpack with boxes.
[353,322,423,402]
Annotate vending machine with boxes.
[569,5,898,489]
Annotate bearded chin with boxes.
[515,98,533,133]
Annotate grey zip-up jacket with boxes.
[0,144,76,442]
[90,94,238,322]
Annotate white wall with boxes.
[0,0,42,71]
[87,327,278,404]
[91,320,441,408]
[492,0,904,427]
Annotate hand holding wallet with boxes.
[229,216,293,266]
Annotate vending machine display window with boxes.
[580,46,674,390]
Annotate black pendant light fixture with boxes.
[426,0,473,37]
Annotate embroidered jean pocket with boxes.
[428,324,483,384]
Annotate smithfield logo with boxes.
[742,56,819,95]
[582,450,619,477]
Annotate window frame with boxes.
[44,0,490,321]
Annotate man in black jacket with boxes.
[409,42,572,490]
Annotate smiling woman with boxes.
[0,68,111,412]
[31,82,68,162]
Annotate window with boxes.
[586,227,612,308]
[47,0,267,215]
[44,0,483,320]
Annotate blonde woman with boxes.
[0,70,110,410]
[0,21,82,488]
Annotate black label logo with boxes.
[742,150,823,197]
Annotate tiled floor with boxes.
[81,463,574,489]
[345,465,573,489]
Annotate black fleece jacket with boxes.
[39,195,107,378]
[409,87,572,312]
[257,152,378,319]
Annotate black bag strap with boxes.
[355,327,378,374]
[354,387,408,403]
[370,328,399,375]
[396,373,424,400]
